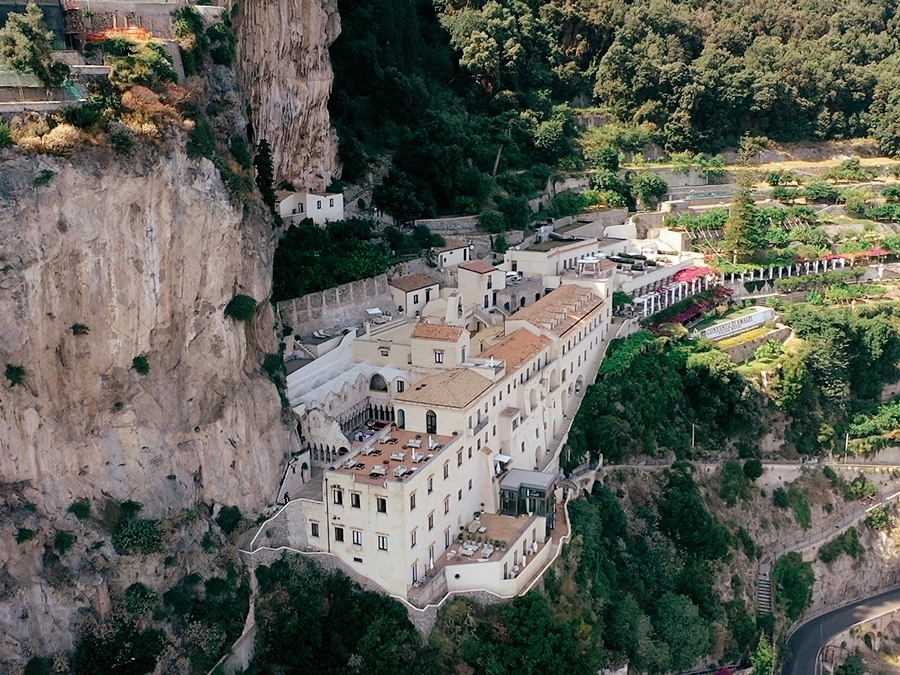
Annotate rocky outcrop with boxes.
[0,146,298,517]
[231,0,341,190]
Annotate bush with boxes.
[216,505,243,535]
[224,294,257,322]
[772,487,789,508]
[23,657,52,675]
[803,181,838,203]
[121,500,143,519]
[720,460,752,506]
[818,527,864,563]
[132,354,150,375]
[479,210,506,233]
[743,458,764,481]
[0,119,12,148]
[772,552,815,621]
[54,530,77,555]
[865,505,891,530]
[185,109,216,160]
[230,135,252,170]
[15,527,35,544]
[124,582,161,615]
[71,323,90,335]
[68,498,91,520]
[112,520,163,555]
[207,21,237,65]
[846,475,879,501]
[5,364,25,386]
[73,622,166,675]
[109,127,134,154]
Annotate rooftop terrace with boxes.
[332,427,461,486]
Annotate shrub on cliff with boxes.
[224,294,257,322]
[68,498,91,520]
[54,530,77,555]
[5,364,25,386]
[112,519,163,555]
[132,354,150,375]
[216,505,243,535]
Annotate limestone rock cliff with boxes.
[232,0,341,189]
[0,147,298,517]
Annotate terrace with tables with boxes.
[333,427,459,486]
[406,482,570,608]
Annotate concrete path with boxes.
[783,586,900,675]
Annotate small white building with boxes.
[389,274,440,316]
[436,238,471,269]
[276,190,345,225]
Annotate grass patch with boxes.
[773,485,811,529]
[68,498,91,520]
[693,306,758,332]
[54,530,77,555]
[715,327,772,350]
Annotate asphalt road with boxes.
[783,586,900,675]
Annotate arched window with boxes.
[426,410,437,434]
[369,374,388,391]
[397,409,406,429]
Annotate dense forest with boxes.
[329,0,900,220]
[564,299,900,471]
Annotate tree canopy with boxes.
[0,3,69,88]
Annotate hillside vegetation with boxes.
[329,0,900,221]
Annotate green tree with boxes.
[751,635,777,675]
[631,172,668,208]
[743,458,764,481]
[480,210,507,233]
[803,180,839,203]
[254,140,277,213]
[724,171,760,262]
[772,552,815,621]
[0,3,69,89]
[653,592,710,671]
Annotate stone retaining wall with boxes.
[720,325,791,363]
[275,274,393,334]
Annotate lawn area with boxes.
[715,326,772,349]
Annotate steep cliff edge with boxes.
[0,147,297,516]
[232,0,341,189]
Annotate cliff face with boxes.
[232,0,341,190]
[0,147,297,516]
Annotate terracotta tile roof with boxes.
[438,237,468,252]
[411,322,465,342]
[458,260,497,274]
[394,369,492,409]
[511,285,603,336]
[480,329,550,373]
[389,274,439,293]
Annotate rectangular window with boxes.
[350,493,361,508]
[334,527,344,542]
[397,380,405,393]
[468,479,473,491]
[457,451,463,466]
[444,496,450,514]
[411,529,417,548]
[428,512,434,530]
[434,350,444,364]
[310,522,319,538]
[333,489,343,505]
[377,497,387,514]
[352,530,362,546]
[443,462,449,479]
[445,528,451,548]
[329,198,334,207]
[317,200,322,209]
[410,492,417,511]
[378,535,388,551]
[468,447,472,459]
[458,489,463,500]
[427,476,434,494]
[413,293,419,304]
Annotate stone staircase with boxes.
[538,391,583,472]
[757,563,773,614]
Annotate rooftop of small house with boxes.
[332,427,461,486]
[389,274,440,293]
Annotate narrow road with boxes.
[783,586,900,675]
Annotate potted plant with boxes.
[500,541,507,551]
